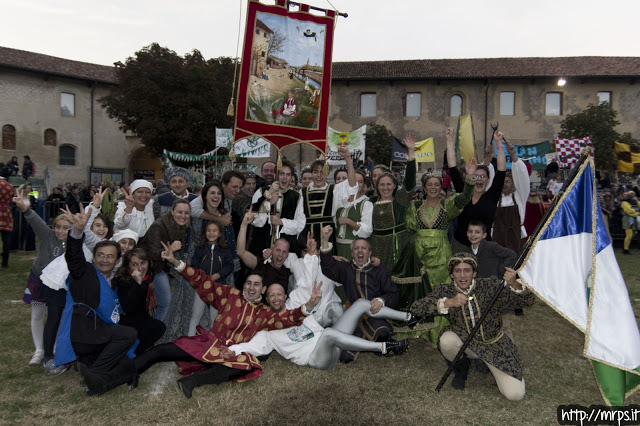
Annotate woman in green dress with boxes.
[369,134,416,271]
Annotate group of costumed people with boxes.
[14,127,538,401]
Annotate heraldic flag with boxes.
[517,157,640,406]
[614,141,640,174]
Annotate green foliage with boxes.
[99,43,236,156]
[558,102,623,170]
[365,122,393,166]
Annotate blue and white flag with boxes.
[517,158,640,406]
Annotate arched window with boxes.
[44,129,57,146]
[2,125,16,150]
[450,94,463,117]
[59,145,76,166]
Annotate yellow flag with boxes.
[415,137,435,163]
[456,114,475,162]
[614,141,640,174]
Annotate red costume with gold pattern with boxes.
[173,265,307,380]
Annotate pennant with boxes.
[233,1,336,154]
[326,126,366,165]
[614,141,640,174]
[415,137,435,163]
[554,137,595,168]
[517,158,640,406]
[456,114,475,163]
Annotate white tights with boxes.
[30,302,46,354]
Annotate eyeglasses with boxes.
[472,174,488,179]
[95,253,117,260]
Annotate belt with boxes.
[372,224,406,236]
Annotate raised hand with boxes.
[321,225,333,249]
[305,280,323,311]
[404,132,416,152]
[92,186,105,209]
[169,240,182,252]
[122,187,134,213]
[306,231,317,255]
[337,146,350,160]
[465,157,478,177]
[242,208,255,225]
[494,130,504,147]
[445,127,456,147]
[506,142,516,156]
[371,256,381,267]
[12,190,28,212]
[262,248,272,260]
[160,241,179,266]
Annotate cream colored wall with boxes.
[328,78,640,168]
[0,69,142,188]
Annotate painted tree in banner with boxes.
[558,102,627,170]
[99,43,235,156]
[267,28,286,58]
[365,122,393,166]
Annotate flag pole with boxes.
[434,149,592,392]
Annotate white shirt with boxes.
[113,199,154,238]
[251,187,306,239]
[334,193,373,240]
[490,159,531,238]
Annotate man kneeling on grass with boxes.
[223,282,413,369]
[410,252,534,401]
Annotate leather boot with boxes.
[449,355,470,390]
[177,365,231,399]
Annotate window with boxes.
[597,91,611,106]
[44,129,57,146]
[545,92,562,116]
[2,125,16,150]
[360,93,376,117]
[255,29,260,35]
[59,145,76,166]
[450,94,462,117]
[61,93,75,117]
[405,92,421,117]
[500,91,515,116]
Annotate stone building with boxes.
[0,46,161,189]
[329,57,640,170]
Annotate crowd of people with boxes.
[0,127,637,402]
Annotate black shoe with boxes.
[407,314,423,330]
[624,250,631,255]
[77,362,108,396]
[384,339,409,356]
[514,308,524,317]
[451,355,470,390]
[177,376,196,399]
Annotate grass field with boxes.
[1,249,639,425]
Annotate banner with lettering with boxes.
[493,140,553,170]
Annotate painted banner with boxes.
[392,136,435,163]
[555,137,594,168]
[233,0,336,154]
[326,126,366,165]
[217,128,271,158]
[492,140,553,170]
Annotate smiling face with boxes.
[94,245,119,276]
[243,274,266,303]
[335,170,348,184]
[311,165,327,187]
[377,175,396,200]
[472,169,489,194]
[91,217,108,240]
[128,255,149,277]
[205,185,223,211]
[53,219,71,242]
[243,177,257,197]
[278,166,293,189]
[271,239,290,268]
[451,262,477,290]
[133,187,152,210]
[118,238,136,256]
[351,239,371,267]
[223,176,243,201]
[169,176,188,196]
[266,283,287,312]
[502,176,514,195]
[424,177,442,200]
[171,202,191,226]
[466,224,486,247]
[205,222,221,244]
[262,162,276,184]
[301,172,313,188]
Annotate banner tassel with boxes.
[227,97,235,117]
[277,152,283,172]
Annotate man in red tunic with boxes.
[127,242,319,398]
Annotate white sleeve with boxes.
[284,253,307,283]
[251,188,268,228]
[332,180,358,217]
[228,331,273,357]
[190,197,204,218]
[511,159,531,208]
[352,200,373,238]
[280,195,306,235]
[486,162,495,191]
[113,202,131,231]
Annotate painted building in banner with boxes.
[328,57,640,173]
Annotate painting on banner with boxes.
[234,0,336,153]
[555,137,594,168]
[326,126,365,165]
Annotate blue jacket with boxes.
[191,243,234,283]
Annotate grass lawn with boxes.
[1,248,639,425]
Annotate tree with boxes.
[558,102,624,170]
[365,122,393,166]
[99,43,236,156]
[267,29,286,58]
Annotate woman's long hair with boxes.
[197,220,229,250]
[116,247,153,280]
